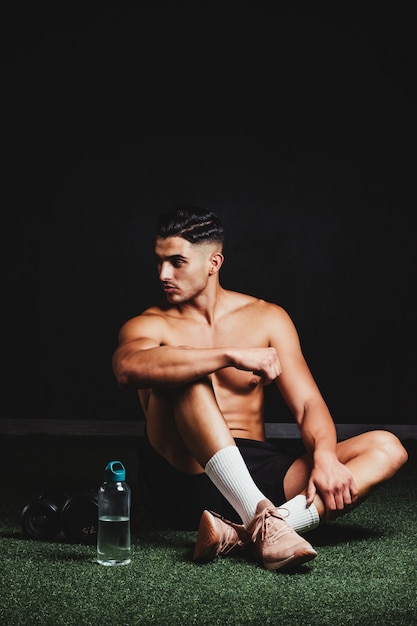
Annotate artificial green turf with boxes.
[1,436,416,625]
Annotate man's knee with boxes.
[172,376,216,406]
[369,430,408,471]
[337,429,408,475]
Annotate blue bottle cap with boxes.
[104,460,126,482]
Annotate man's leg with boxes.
[280,430,408,532]
[170,378,317,569]
[171,377,267,526]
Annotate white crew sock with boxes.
[204,446,265,527]
[278,494,320,534]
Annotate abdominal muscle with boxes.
[214,381,266,441]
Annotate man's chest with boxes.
[162,316,269,349]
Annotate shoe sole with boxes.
[193,510,219,562]
[263,547,318,572]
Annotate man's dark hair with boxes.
[156,207,225,247]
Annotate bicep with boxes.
[267,305,322,418]
[112,318,165,389]
[275,354,322,422]
[112,317,162,375]
[116,316,162,352]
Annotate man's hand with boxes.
[229,347,282,385]
[306,452,359,519]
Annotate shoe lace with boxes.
[220,529,244,554]
[250,506,290,543]
[210,511,249,552]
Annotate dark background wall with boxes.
[3,3,416,426]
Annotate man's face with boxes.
[154,236,216,303]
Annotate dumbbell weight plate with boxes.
[61,490,98,544]
[20,489,70,540]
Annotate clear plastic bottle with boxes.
[97,460,131,566]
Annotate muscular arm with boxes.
[267,304,358,514]
[112,313,281,390]
[114,341,230,389]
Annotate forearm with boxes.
[113,345,232,390]
[298,398,359,512]
[297,399,338,460]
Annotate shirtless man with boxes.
[112,206,408,572]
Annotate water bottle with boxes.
[97,460,131,566]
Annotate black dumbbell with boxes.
[21,489,98,544]
[21,489,70,540]
[61,489,98,544]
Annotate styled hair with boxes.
[156,207,224,248]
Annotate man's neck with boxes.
[176,283,227,325]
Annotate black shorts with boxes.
[137,430,300,530]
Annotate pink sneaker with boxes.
[193,510,250,562]
[247,499,317,571]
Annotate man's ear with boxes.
[209,251,224,275]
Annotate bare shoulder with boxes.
[226,290,290,320]
[117,302,173,343]
[255,298,300,346]
[220,291,296,344]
